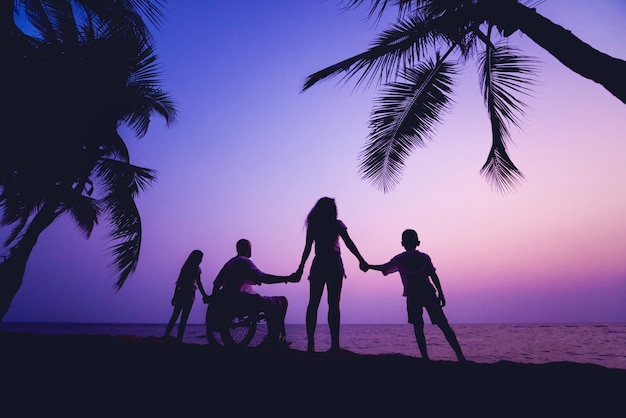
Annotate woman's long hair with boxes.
[178,249,203,285]
[306,197,338,240]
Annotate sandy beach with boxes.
[2,331,624,416]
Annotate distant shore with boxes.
[2,332,624,416]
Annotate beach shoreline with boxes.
[2,331,624,416]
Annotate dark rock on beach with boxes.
[1,332,624,417]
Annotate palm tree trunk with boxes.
[0,203,59,322]
[494,2,626,104]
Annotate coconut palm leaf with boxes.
[0,0,174,322]
[359,54,457,192]
[95,158,156,289]
[106,197,142,290]
[302,12,436,91]
[121,43,177,137]
[64,194,100,239]
[341,0,424,21]
[1,215,28,248]
[478,42,538,192]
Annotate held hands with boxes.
[286,271,302,283]
[293,266,305,282]
[359,260,369,272]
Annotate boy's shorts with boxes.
[406,290,447,326]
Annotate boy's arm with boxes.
[430,271,446,307]
[367,264,385,272]
[366,262,394,275]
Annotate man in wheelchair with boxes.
[210,239,300,348]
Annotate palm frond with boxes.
[480,141,525,194]
[64,194,100,239]
[106,196,142,290]
[0,175,44,228]
[123,43,177,137]
[302,12,436,91]
[22,0,57,43]
[1,214,29,248]
[127,0,167,30]
[478,43,538,139]
[74,0,164,42]
[340,0,421,22]
[98,129,131,163]
[358,54,457,192]
[94,158,156,289]
[478,42,538,192]
[96,158,157,198]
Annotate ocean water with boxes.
[1,322,625,370]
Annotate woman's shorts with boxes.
[308,254,345,283]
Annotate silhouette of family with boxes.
[164,196,466,361]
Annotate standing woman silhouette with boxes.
[164,249,209,342]
[296,197,368,352]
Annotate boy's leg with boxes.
[413,322,429,360]
[407,295,429,359]
[439,322,466,361]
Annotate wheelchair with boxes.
[204,293,269,348]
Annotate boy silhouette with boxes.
[367,229,466,361]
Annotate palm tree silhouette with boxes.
[0,1,176,321]
[302,0,626,193]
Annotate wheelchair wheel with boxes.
[220,313,258,347]
[206,312,268,348]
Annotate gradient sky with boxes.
[4,0,626,325]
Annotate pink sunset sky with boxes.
[4,0,625,325]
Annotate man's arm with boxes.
[261,272,300,284]
[246,258,299,285]
[211,265,227,295]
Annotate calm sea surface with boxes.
[1,322,624,370]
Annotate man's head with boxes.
[401,229,420,250]
[236,239,252,258]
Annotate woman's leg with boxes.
[164,304,183,337]
[176,300,193,342]
[306,279,325,352]
[326,277,343,352]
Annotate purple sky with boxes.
[4,0,626,325]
